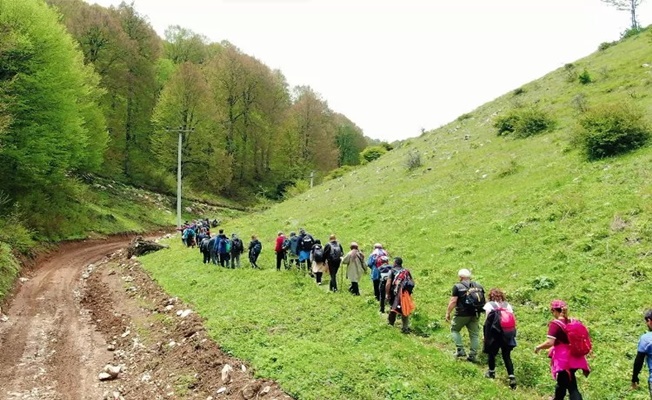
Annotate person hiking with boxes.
[230,233,244,268]
[483,288,517,389]
[377,256,393,314]
[199,235,211,264]
[287,231,300,269]
[311,239,328,285]
[208,234,218,265]
[632,309,652,399]
[215,229,230,268]
[248,235,262,269]
[445,268,484,362]
[323,234,343,292]
[386,257,415,334]
[342,242,366,295]
[535,299,590,400]
[297,228,314,270]
[274,231,286,271]
[367,243,389,301]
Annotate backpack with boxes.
[375,251,388,267]
[302,234,314,250]
[329,242,342,260]
[232,238,243,253]
[313,245,325,262]
[553,319,592,357]
[489,302,516,332]
[252,241,262,254]
[459,282,485,314]
[394,268,415,294]
[282,238,291,250]
[224,239,231,253]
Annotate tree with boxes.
[0,0,108,198]
[601,0,645,29]
[151,62,232,192]
[164,25,210,64]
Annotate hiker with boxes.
[535,299,590,400]
[483,288,517,389]
[311,239,328,285]
[342,242,366,295]
[248,235,262,269]
[274,231,286,271]
[367,243,389,301]
[215,229,231,268]
[632,309,652,398]
[323,234,343,292]
[230,234,244,268]
[298,229,314,270]
[199,235,211,264]
[287,231,300,269]
[377,256,393,314]
[445,268,484,362]
[386,257,415,334]
[208,234,218,264]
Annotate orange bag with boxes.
[400,290,415,316]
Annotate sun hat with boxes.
[550,299,567,309]
[458,268,471,278]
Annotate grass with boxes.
[102,29,652,399]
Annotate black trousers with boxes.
[373,279,381,301]
[379,278,389,312]
[388,311,409,332]
[219,252,230,267]
[554,370,583,400]
[329,260,341,291]
[349,282,360,295]
[202,250,210,264]
[486,342,514,375]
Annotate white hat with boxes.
[374,243,382,248]
[458,268,472,278]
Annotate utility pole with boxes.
[165,126,194,230]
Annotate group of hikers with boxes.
[176,226,652,399]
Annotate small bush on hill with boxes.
[598,41,616,51]
[405,149,422,171]
[571,94,589,113]
[324,165,356,181]
[574,103,650,160]
[456,112,473,121]
[494,107,556,138]
[360,146,388,164]
[513,87,526,96]
[282,180,310,199]
[578,69,592,84]
[564,63,578,82]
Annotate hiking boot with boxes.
[465,355,477,363]
[484,370,495,379]
[454,349,467,358]
[508,375,517,390]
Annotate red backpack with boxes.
[553,319,592,357]
[489,302,516,332]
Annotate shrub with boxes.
[360,146,387,163]
[404,149,422,171]
[494,107,556,138]
[574,103,650,160]
[324,165,356,181]
[598,41,616,51]
[564,63,577,82]
[456,112,473,121]
[571,94,589,113]
[578,69,592,84]
[513,87,526,96]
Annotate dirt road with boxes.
[0,237,289,400]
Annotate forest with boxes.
[0,0,374,236]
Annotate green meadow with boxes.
[140,32,652,399]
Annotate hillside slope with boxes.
[140,32,652,399]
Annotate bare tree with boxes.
[602,0,645,29]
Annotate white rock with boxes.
[221,364,233,383]
[164,305,174,311]
[0,314,7,322]
[98,372,114,381]
[121,330,130,338]
[260,386,271,396]
[103,364,122,378]
[81,273,90,279]
[216,387,227,394]
[141,373,151,382]
[179,309,192,318]
[241,365,246,372]
[19,277,29,283]
[107,344,116,351]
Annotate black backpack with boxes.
[301,234,314,250]
[313,245,325,262]
[329,242,342,260]
[459,282,485,313]
[232,238,243,253]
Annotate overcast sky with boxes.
[86,0,651,142]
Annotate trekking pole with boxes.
[339,261,343,292]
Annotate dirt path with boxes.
[0,237,290,400]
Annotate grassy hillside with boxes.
[140,32,652,399]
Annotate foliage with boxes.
[571,94,589,113]
[493,107,555,138]
[456,112,473,121]
[324,165,356,181]
[360,146,388,163]
[282,180,310,199]
[598,41,617,51]
[512,87,526,96]
[404,149,422,171]
[578,69,592,84]
[563,63,578,83]
[574,102,650,160]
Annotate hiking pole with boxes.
[339,262,343,293]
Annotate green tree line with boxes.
[0,0,369,235]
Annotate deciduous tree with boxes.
[601,0,645,29]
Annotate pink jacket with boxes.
[549,343,590,379]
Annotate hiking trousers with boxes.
[451,315,480,356]
[373,279,381,301]
[202,250,210,264]
[486,342,515,375]
[388,311,409,333]
[379,278,389,313]
[275,251,285,271]
[553,370,583,400]
[329,260,341,291]
[230,253,241,268]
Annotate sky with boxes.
[86,0,652,142]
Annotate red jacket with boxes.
[275,235,286,252]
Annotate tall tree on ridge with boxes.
[601,0,645,29]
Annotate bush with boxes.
[494,107,556,138]
[564,63,577,83]
[574,103,650,160]
[571,94,589,113]
[360,146,388,163]
[578,69,592,84]
[598,41,616,51]
[324,165,355,181]
[404,149,422,171]
[456,112,473,121]
[512,87,526,96]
